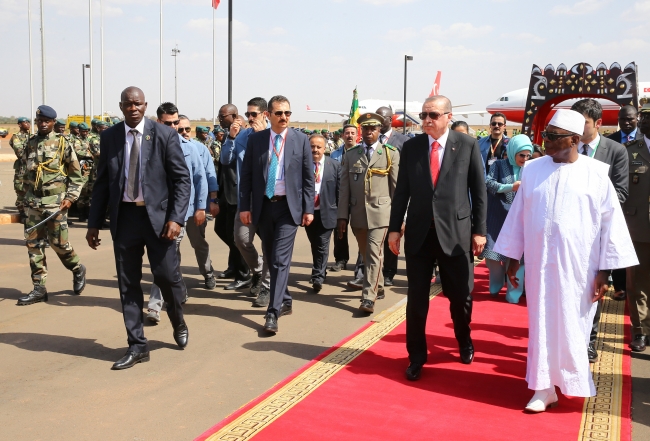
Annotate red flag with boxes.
[212,0,220,9]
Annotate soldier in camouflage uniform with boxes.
[74,122,95,221]
[54,118,66,134]
[69,121,80,138]
[321,129,336,156]
[9,117,32,223]
[195,125,220,168]
[17,105,87,306]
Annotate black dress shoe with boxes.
[588,342,598,363]
[384,276,394,287]
[630,334,648,352]
[359,299,375,313]
[279,302,293,317]
[225,277,252,290]
[405,363,423,381]
[460,344,474,364]
[17,286,48,306]
[347,277,364,290]
[218,268,236,279]
[72,264,86,295]
[250,272,262,296]
[112,350,150,370]
[264,314,278,333]
[204,275,217,290]
[312,281,322,293]
[173,322,189,348]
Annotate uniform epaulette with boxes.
[384,143,396,151]
[347,144,362,152]
[624,139,641,148]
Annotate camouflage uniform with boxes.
[9,131,29,212]
[20,131,84,286]
[76,134,99,210]
[195,136,220,168]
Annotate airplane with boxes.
[306,71,484,128]
[485,82,650,126]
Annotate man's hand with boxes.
[388,232,402,256]
[60,199,72,211]
[513,181,521,191]
[229,119,241,138]
[86,228,101,250]
[250,118,266,132]
[337,219,347,239]
[506,259,521,288]
[472,234,486,256]
[209,202,220,217]
[161,221,182,240]
[240,211,252,225]
[194,209,206,227]
[594,270,610,303]
[302,213,314,227]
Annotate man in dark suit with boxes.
[608,105,643,145]
[571,98,629,363]
[388,95,487,381]
[376,106,410,287]
[239,95,315,334]
[305,134,341,292]
[86,87,191,370]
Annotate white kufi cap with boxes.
[547,109,585,136]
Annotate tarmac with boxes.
[0,161,648,440]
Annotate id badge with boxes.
[487,158,496,166]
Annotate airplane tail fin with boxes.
[429,71,441,97]
[306,104,311,110]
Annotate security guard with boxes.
[9,117,32,223]
[623,103,650,352]
[17,105,87,306]
[337,112,400,313]
[74,122,95,221]
[54,119,67,134]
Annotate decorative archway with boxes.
[521,62,639,145]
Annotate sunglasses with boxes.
[218,113,237,120]
[491,121,505,127]
[163,120,180,126]
[517,153,532,159]
[272,111,292,117]
[178,127,192,133]
[245,111,263,118]
[418,111,450,121]
[541,131,574,142]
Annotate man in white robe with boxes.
[494,109,638,412]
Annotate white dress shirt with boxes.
[578,134,600,157]
[268,128,287,196]
[123,119,146,202]
[428,129,449,171]
[381,129,392,144]
[313,155,325,210]
[362,140,380,161]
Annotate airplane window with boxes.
[505,97,509,101]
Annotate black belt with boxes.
[266,195,286,202]
[121,201,146,207]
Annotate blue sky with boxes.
[1,0,648,124]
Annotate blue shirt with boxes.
[330,145,346,162]
[179,134,208,221]
[191,139,219,193]
[621,128,637,144]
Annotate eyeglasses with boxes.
[272,111,292,117]
[541,131,574,142]
[491,121,505,127]
[178,127,192,133]
[218,113,236,120]
[418,111,450,120]
[245,111,262,118]
[517,153,532,159]
[163,120,180,126]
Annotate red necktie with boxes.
[430,141,440,187]
[314,162,321,208]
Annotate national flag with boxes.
[348,88,361,142]
[212,0,220,9]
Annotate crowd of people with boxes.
[6,87,650,414]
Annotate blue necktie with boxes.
[266,135,282,199]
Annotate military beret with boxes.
[69,121,79,128]
[322,129,329,133]
[357,112,384,126]
[214,126,224,133]
[17,117,30,123]
[55,119,66,126]
[640,103,650,113]
[96,120,109,127]
[91,119,99,125]
[111,117,121,124]
[78,122,90,130]
[35,105,57,120]
[196,126,209,134]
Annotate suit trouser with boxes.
[383,239,398,278]
[305,210,333,284]
[113,204,184,353]
[185,218,215,279]
[234,210,270,290]
[258,198,299,318]
[627,241,650,336]
[352,226,387,301]
[612,268,626,292]
[332,221,349,263]
[149,226,187,312]
[405,224,473,365]
[215,201,248,280]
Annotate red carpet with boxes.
[198,264,631,441]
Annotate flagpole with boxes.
[212,6,216,127]
[228,0,232,103]
[39,0,46,104]
[89,0,94,121]
[160,0,163,104]
[100,0,104,120]
[28,0,35,131]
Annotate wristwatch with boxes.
[210,198,219,204]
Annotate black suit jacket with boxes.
[316,156,341,230]
[386,130,410,151]
[389,131,487,256]
[593,136,629,204]
[239,128,314,226]
[89,119,191,238]
[607,129,644,145]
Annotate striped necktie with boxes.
[266,135,282,199]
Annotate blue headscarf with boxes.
[506,134,533,167]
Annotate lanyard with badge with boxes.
[487,138,502,167]
[584,139,600,158]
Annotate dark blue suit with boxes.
[89,119,191,352]
[239,128,314,317]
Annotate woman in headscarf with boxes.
[480,134,533,303]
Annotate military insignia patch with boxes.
[633,153,638,159]
[145,135,151,141]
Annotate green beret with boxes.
[17,117,30,123]
[214,126,224,133]
[55,119,66,126]
[69,121,79,128]
[78,122,90,130]
[357,112,384,127]
[96,120,109,127]
[322,129,329,133]
[196,126,209,134]
[91,119,99,124]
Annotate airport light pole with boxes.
[172,44,180,105]
[403,55,413,134]
[82,64,90,122]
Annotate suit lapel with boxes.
[262,129,270,183]
[636,138,650,163]
[419,136,434,191]
[595,136,608,161]
[437,131,457,186]
[141,119,154,177]
[116,122,127,189]
[283,129,294,178]
[368,143,384,168]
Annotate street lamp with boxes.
[171,44,181,105]
[403,55,413,134]
[82,63,90,122]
